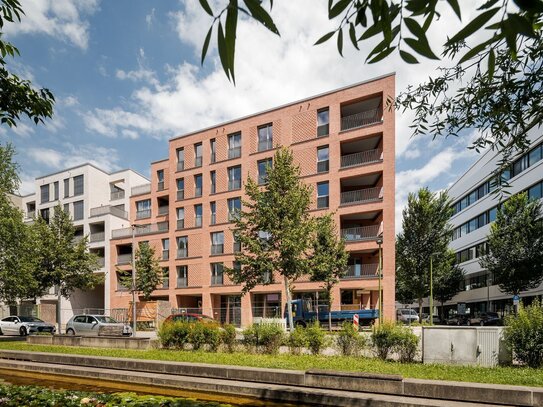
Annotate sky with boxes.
[2,0,484,231]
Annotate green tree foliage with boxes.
[131,242,163,301]
[480,192,543,295]
[225,147,314,330]
[396,188,453,320]
[309,213,349,331]
[198,1,542,166]
[0,0,54,129]
[433,250,464,320]
[504,299,543,368]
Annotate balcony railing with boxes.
[89,232,105,242]
[90,205,128,219]
[131,184,151,196]
[158,206,169,216]
[157,181,165,191]
[317,123,329,137]
[136,209,151,219]
[341,224,381,241]
[317,160,329,173]
[177,219,184,230]
[341,149,382,168]
[195,156,203,167]
[177,248,188,258]
[117,253,132,265]
[317,196,329,209]
[195,187,202,197]
[228,147,241,159]
[342,263,379,279]
[177,161,184,172]
[258,139,273,152]
[340,107,382,131]
[211,274,224,286]
[162,250,169,261]
[177,277,188,288]
[229,179,241,190]
[340,187,382,205]
[111,221,169,239]
[110,190,125,200]
[211,244,224,255]
[177,190,184,201]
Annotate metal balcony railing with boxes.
[158,206,169,216]
[342,263,379,279]
[162,250,169,261]
[73,235,84,243]
[90,205,128,219]
[195,187,202,197]
[340,187,382,205]
[157,181,165,191]
[177,277,188,288]
[340,149,382,168]
[111,222,169,239]
[228,147,241,159]
[136,209,151,219]
[317,123,329,137]
[195,156,203,167]
[258,139,273,152]
[317,196,329,209]
[340,107,382,131]
[110,190,125,200]
[117,253,132,265]
[176,219,184,230]
[177,190,184,201]
[317,160,329,173]
[211,244,224,255]
[229,179,241,191]
[341,224,381,241]
[177,248,188,258]
[177,161,184,172]
[89,232,105,242]
[131,184,151,196]
[211,274,223,286]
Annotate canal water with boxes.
[0,369,305,406]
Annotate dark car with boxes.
[164,313,215,324]
[447,314,470,326]
[468,312,502,326]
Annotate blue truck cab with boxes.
[284,298,379,327]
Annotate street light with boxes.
[429,252,440,325]
[376,236,383,322]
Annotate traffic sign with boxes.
[513,295,520,305]
[353,314,359,331]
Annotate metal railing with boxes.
[131,184,151,196]
[317,123,329,137]
[341,224,381,241]
[177,248,188,258]
[177,190,184,201]
[111,222,169,239]
[342,263,379,279]
[158,206,169,216]
[177,161,184,172]
[317,160,329,173]
[317,196,329,209]
[162,250,169,261]
[195,187,202,197]
[211,274,224,286]
[340,107,382,131]
[136,209,151,219]
[90,205,128,219]
[157,181,165,191]
[176,219,184,230]
[195,156,203,167]
[73,235,84,243]
[110,190,125,200]
[177,277,188,288]
[229,179,241,190]
[340,148,382,168]
[89,231,105,242]
[211,244,224,255]
[228,147,241,159]
[340,186,382,205]
[258,139,273,152]
[117,253,132,265]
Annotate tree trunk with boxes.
[327,287,333,331]
[440,299,444,321]
[418,298,423,323]
[284,276,294,331]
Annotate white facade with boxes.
[446,126,543,314]
[20,164,149,325]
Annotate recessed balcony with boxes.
[340,173,383,206]
[340,135,383,169]
[340,212,382,242]
[340,96,382,132]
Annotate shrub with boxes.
[188,322,207,350]
[242,323,284,354]
[336,321,366,356]
[305,321,327,355]
[395,325,419,363]
[371,321,401,360]
[288,326,308,355]
[504,300,543,368]
[221,324,237,353]
[157,321,190,349]
[203,324,221,352]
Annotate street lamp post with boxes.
[376,236,383,321]
[131,224,138,336]
[429,252,441,325]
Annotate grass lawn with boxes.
[0,341,541,388]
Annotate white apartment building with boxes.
[446,126,543,316]
[20,163,149,326]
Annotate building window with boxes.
[53,181,59,201]
[73,175,84,196]
[40,184,49,204]
[317,146,329,173]
[210,138,216,163]
[228,132,242,159]
[176,207,185,230]
[157,170,165,191]
[176,178,184,200]
[40,208,50,223]
[177,265,188,287]
[73,200,84,221]
[317,182,329,208]
[257,124,273,152]
[258,158,272,185]
[136,199,151,219]
[177,236,188,258]
[63,203,70,215]
[233,234,241,252]
[210,171,216,194]
[162,267,169,288]
[177,148,185,171]
[194,174,203,197]
[227,197,241,221]
[117,271,130,291]
[210,201,216,225]
[162,238,169,261]
[529,181,543,200]
[211,263,224,285]
[194,143,203,167]
[194,204,203,227]
[63,178,70,198]
[228,165,241,191]
[211,231,224,254]
[317,108,329,137]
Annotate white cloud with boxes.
[121,129,139,140]
[62,96,79,107]
[403,149,421,159]
[115,49,160,87]
[11,123,35,138]
[146,8,156,29]
[27,147,63,168]
[4,0,100,50]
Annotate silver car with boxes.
[65,314,132,336]
[0,316,56,336]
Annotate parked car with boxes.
[423,314,446,325]
[285,299,378,327]
[468,312,502,326]
[164,313,215,324]
[0,316,55,336]
[446,314,470,326]
[65,314,132,336]
[396,308,419,324]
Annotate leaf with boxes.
[217,22,231,81]
[243,0,280,35]
[367,46,396,64]
[337,27,344,56]
[446,7,500,46]
[329,0,351,19]
[400,50,419,63]
[478,0,499,9]
[404,17,425,39]
[201,25,213,66]
[349,23,359,50]
[512,0,543,13]
[404,37,439,59]
[446,0,461,19]
[507,14,536,38]
[314,31,335,45]
[359,21,382,40]
[225,2,238,83]
[458,35,500,63]
[488,48,495,80]
[198,0,213,16]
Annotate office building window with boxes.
[176,178,184,200]
[317,182,329,208]
[257,124,273,151]
[157,170,165,191]
[63,178,70,198]
[177,236,188,258]
[228,165,241,191]
[529,181,543,200]
[73,200,84,221]
[63,203,70,215]
[317,146,329,173]
[136,199,151,219]
[211,231,224,254]
[177,148,185,171]
[211,263,224,285]
[162,267,169,288]
[210,171,216,194]
[210,138,216,163]
[210,201,216,225]
[40,208,50,223]
[73,175,84,196]
[194,143,203,167]
[177,265,188,287]
[53,181,59,201]
[162,239,170,261]
[194,174,203,197]
[40,184,50,204]
[228,132,242,159]
[194,204,203,227]
[176,207,185,230]
[317,108,329,137]
[227,197,241,221]
[258,158,272,185]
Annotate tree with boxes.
[309,214,349,331]
[225,147,314,330]
[433,250,464,320]
[197,1,542,167]
[396,188,453,321]
[480,192,543,295]
[0,0,54,129]
[121,242,163,301]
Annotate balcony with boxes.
[136,209,151,219]
[157,181,165,191]
[111,221,169,239]
[90,205,128,219]
[341,224,381,241]
[177,219,185,230]
[177,161,185,172]
[228,147,241,159]
[158,206,169,216]
[177,248,188,258]
[211,244,224,255]
[177,190,184,201]
[89,231,105,243]
[342,263,379,279]
[195,156,203,167]
[340,187,382,205]
[117,253,132,265]
[131,184,151,196]
[317,160,329,173]
[110,190,125,200]
[177,277,188,288]
[340,97,382,131]
[341,148,382,168]
[211,274,224,286]
[162,250,169,261]
[229,179,241,191]
[258,139,273,152]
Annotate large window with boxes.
[194,204,203,227]
[227,197,241,221]
[317,182,329,208]
[194,174,202,197]
[210,138,216,163]
[228,132,242,159]
[157,170,165,191]
[257,124,273,152]
[177,236,188,258]
[211,263,224,285]
[317,146,329,173]
[177,266,188,287]
[176,178,184,200]
[194,143,203,167]
[210,171,216,194]
[210,201,216,225]
[177,148,185,171]
[162,268,169,288]
[53,181,59,201]
[228,165,242,190]
[176,207,185,229]
[63,178,70,198]
[73,200,84,221]
[317,108,329,137]
[162,238,169,260]
[211,231,224,254]
[136,199,151,219]
[40,184,49,204]
[258,158,272,185]
[73,175,84,196]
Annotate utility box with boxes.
[422,326,511,367]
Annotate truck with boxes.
[284,298,379,328]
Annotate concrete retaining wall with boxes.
[27,335,151,350]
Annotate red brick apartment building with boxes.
[110,74,396,326]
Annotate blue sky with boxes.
[2,1,482,230]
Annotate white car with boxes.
[0,316,56,336]
[396,308,420,324]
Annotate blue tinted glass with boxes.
[317,182,329,196]
[529,183,542,200]
[529,145,542,166]
[489,207,497,222]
